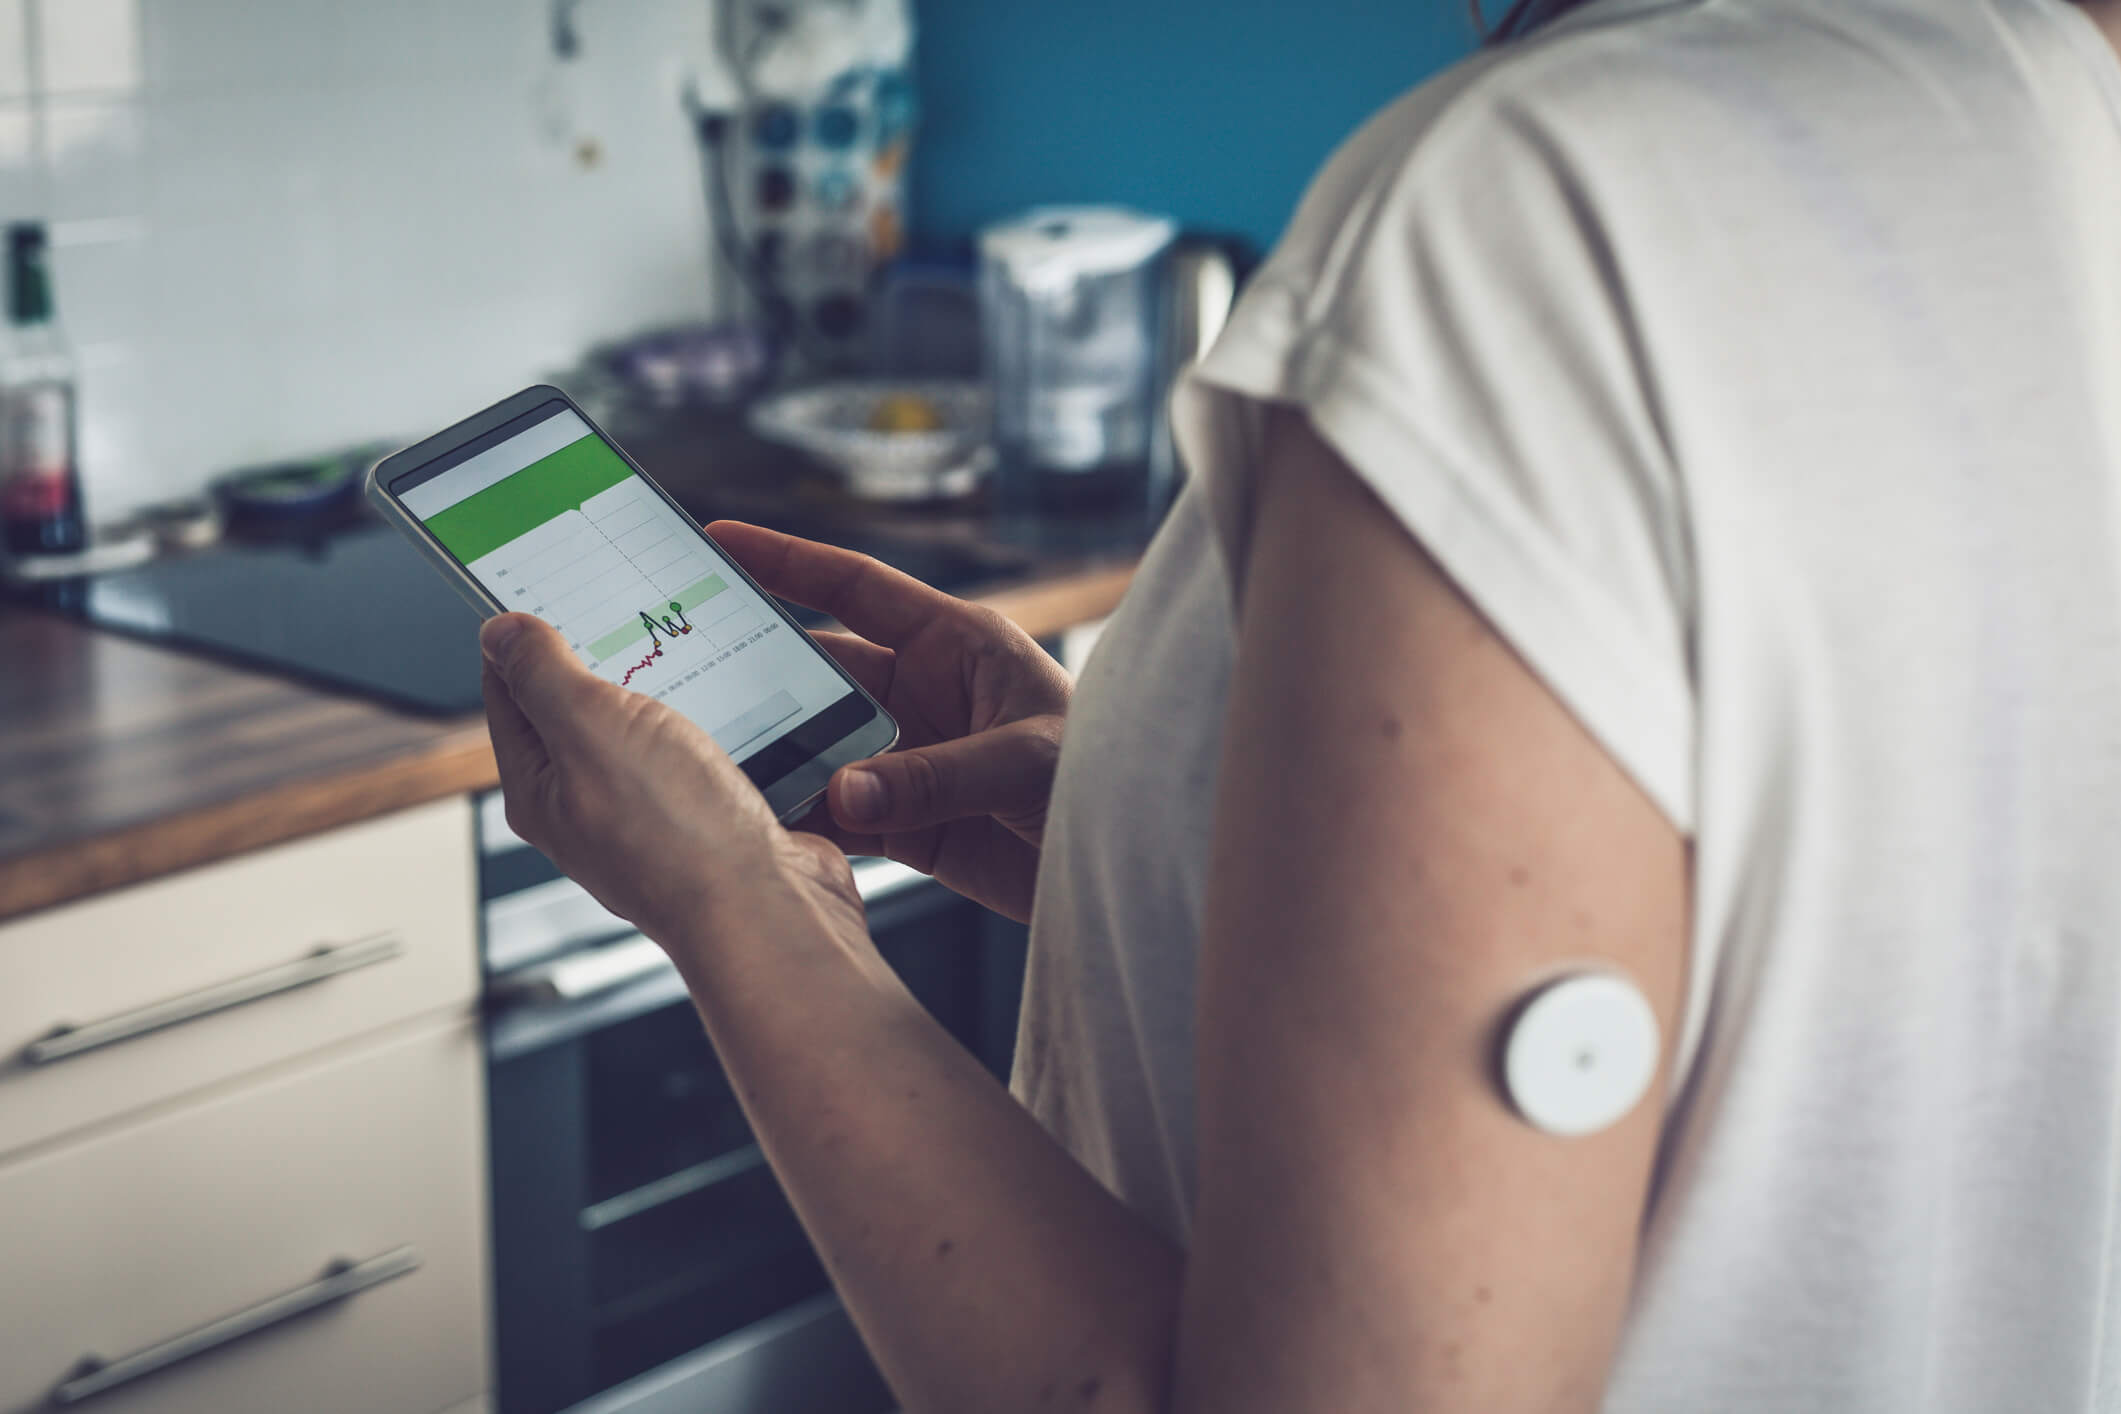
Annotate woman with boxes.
[478,0,2121,1407]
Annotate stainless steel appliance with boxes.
[476,793,1026,1413]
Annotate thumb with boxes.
[830,718,1060,834]
[479,613,605,746]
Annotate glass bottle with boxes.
[0,223,85,557]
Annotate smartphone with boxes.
[367,384,897,823]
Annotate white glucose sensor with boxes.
[1502,972,1660,1137]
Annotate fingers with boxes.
[481,660,550,792]
[810,629,895,703]
[708,520,963,648]
[786,803,885,861]
[479,613,609,750]
[829,717,1061,835]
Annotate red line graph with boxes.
[620,642,664,687]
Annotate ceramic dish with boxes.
[749,379,993,501]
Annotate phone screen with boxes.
[389,399,870,787]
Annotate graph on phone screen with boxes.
[406,408,852,762]
[465,480,765,685]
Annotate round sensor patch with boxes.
[1503,972,1660,1137]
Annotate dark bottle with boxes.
[0,223,85,557]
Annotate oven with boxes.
[475,792,1027,1414]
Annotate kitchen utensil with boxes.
[689,0,917,371]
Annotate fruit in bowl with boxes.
[866,392,946,434]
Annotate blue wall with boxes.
[907,0,1478,252]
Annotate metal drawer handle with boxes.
[851,856,926,905]
[579,1143,770,1232]
[24,934,404,1067]
[497,862,926,1008]
[52,1246,422,1406]
[501,933,671,1006]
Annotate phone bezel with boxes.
[364,383,898,824]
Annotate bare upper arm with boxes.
[1173,408,1690,1413]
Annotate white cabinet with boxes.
[0,798,480,1161]
[0,1018,490,1414]
[0,800,491,1413]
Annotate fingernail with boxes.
[480,615,524,665]
[838,768,886,825]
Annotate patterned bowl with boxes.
[749,380,993,502]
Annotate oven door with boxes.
[478,797,1024,1414]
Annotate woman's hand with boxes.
[710,521,1071,923]
[478,612,865,953]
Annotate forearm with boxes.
[668,891,1184,1414]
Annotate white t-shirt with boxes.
[1010,0,2121,1406]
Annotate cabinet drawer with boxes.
[0,798,477,1159]
[0,1016,489,1414]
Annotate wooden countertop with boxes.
[0,561,1134,925]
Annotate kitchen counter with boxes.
[0,553,1134,925]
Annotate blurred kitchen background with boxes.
[0,0,1466,527]
[0,4,1482,1414]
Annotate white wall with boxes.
[0,0,725,519]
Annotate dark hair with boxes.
[1477,0,1598,44]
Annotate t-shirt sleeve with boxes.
[1173,97,1698,833]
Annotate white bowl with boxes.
[749,380,993,502]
